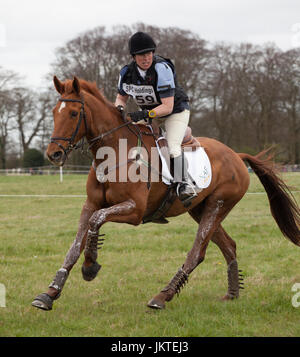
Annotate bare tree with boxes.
[50,26,131,101]
[0,68,20,168]
[12,87,53,154]
[277,48,300,163]
[200,43,239,145]
[0,96,15,168]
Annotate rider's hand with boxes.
[129,109,150,123]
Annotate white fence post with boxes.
[60,166,63,183]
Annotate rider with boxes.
[114,31,196,203]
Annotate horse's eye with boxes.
[71,111,78,118]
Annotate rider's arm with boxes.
[152,96,174,117]
[115,65,129,109]
[153,62,175,117]
[115,93,129,108]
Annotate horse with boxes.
[31,76,300,311]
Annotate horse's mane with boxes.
[64,78,118,113]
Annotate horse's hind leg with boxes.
[189,202,242,299]
[211,226,243,300]
[31,201,95,311]
[148,197,230,309]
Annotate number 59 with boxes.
[136,95,155,105]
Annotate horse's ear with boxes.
[53,76,64,94]
[72,76,81,96]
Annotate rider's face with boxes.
[134,51,154,70]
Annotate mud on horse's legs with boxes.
[31,202,95,310]
[188,191,244,300]
[211,226,244,299]
[148,199,228,309]
[81,199,139,281]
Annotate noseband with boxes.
[50,97,88,156]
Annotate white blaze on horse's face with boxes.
[58,101,66,113]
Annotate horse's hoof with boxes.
[147,298,165,310]
[81,261,101,281]
[31,293,54,311]
[221,293,238,301]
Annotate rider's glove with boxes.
[129,109,149,122]
[129,109,156,123]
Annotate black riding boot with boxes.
[173,154,197,206]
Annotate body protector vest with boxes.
[118,55,189,114]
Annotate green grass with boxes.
[0,173,299,337]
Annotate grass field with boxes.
[0,172,299,337]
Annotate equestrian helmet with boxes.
[128,32,156,55]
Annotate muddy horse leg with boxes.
[81,199,141,281]
[211,226,244,300]
[188,202,243,299]
[148,197,231,309]
[31,201,95,310]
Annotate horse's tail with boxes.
[238,150,300,246]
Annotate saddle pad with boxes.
[156,143,212,189]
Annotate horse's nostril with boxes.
[51,151,63,161]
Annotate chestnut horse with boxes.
[32,76,300,311]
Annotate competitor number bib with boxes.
[122,84,159,106]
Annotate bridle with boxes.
[50,94,153,188]
[50,95,137,155]
[51,97,88,156]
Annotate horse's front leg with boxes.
[31,201,96,311]
[81,199,141,281]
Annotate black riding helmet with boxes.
[128,32,156,55]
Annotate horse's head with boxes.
[47,76,88,166]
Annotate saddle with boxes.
[142,125,201,224]
[181,126,201,149]
[153,125,200,152]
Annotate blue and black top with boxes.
[117,55,189,115]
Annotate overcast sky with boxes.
[1,0,299,89]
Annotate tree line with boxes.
[0,23,299,169]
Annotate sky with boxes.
[1,0,300,89]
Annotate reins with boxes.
[87,120,133,150]
[51,95,154,188]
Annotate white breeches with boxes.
[138,109,190,158]
[161,109,190,158]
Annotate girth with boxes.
[142,183,177,224]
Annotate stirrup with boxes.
[176,182,197,207]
